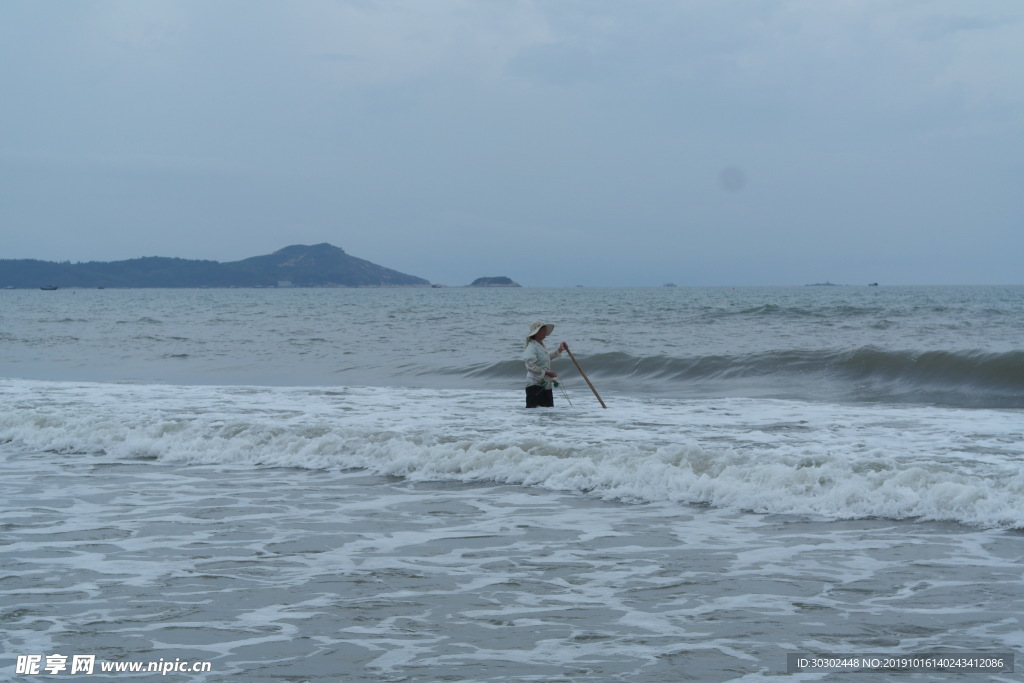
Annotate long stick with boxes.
[564,347,607,408]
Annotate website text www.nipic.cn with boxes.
[16,654,213,676]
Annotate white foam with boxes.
[2,379,1022,528]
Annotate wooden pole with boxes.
[564,346,607,409]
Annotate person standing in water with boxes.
[523,321,568,408]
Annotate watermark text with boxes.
[16,654,213,676]
[787,652,1013,674]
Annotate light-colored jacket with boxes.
[523,340,563,387]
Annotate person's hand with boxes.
[558,342,569,352]
[546,371,558,378]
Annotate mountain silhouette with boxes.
[0,243,430,288]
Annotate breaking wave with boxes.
[1,380,1022,529]
[466,348,1024,408]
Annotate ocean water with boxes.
[1,285,1022,681]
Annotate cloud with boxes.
[0,0,1022,283]
[280,0,551,89]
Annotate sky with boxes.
[1,0,1022,286]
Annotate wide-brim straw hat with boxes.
[526,320,554,343]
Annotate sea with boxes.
[1,285,1022,682]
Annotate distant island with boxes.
[0,243,431,289]
[469,276,521,287]
[805,282,880,287]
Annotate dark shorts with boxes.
[525,385,554,408]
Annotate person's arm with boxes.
[524,344,550,380]
[525,355,545,378]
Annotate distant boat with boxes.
[40,285,58,290]
[868,282,879,287]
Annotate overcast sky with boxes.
[1,1,1022,286]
